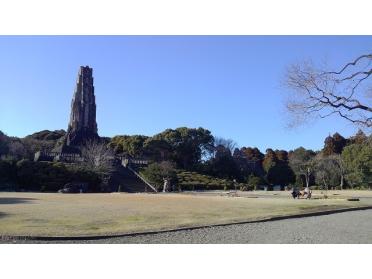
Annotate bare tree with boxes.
[8,140,27,159]
[81,140,114,174]
[284,54,372,128]
[21,137,55,159]
[289,156,315,189]
[214,137,238,154]
[329,154,346,190]
[314,154,344,192]
[314,155,332,194]
[289,147,316,188]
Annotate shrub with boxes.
[0,159,17,183]
[175,170,236,191]
[247,174,265,190]
[141,161,178,191]
[240,183,253,191]
[0,159,101,192]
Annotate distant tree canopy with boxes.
[152,127,215,170]
[349,129,368,145]
[1,127,371,191]
[204,145,240,180]
[25,130,66,141]
[289,147,316,188]
[263,149,295,187]
[143,138,173,162]
[314,154,342,190]
[233,147,264,178]
[342,141,372,188]
[0,129,65,160]
[239,147,264,161]
[214,137,238,154]
[109,135,149,156]
[109,127,214,170]
[106,128,370,189]
[322,132,347,155]
[0,131,10,156]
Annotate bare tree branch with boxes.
[214,137,238,155]
[326,54,372,75]
[284,53,372,128]
[81,140,114,174]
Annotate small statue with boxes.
[163,178,171,193]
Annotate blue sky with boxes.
[0,36,371,151]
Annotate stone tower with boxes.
[66,66,99,146]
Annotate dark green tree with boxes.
[108,135,149,156]
[263,149,295,187]
[0,131,9,157]
[206,145,240,180]
[152,127,214,170]
[266,163,296,187]
[262,149,277,173]
[25,130,66,141]
[141,161,178,191]
[342,142,372,188]
[233,147,264,179]
[143,138,172,162]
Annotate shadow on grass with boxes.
[0,212,8,219]
[0,197,38,205]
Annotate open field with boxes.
[195,190,372,200]
[4,209,371,244]
[1,191,372,237]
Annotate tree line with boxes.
[109,128,371,190]
[0,127,371,191]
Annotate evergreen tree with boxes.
[342,142,372,188]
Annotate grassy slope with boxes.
[0,191,372,237]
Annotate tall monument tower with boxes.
[66,66,99,146]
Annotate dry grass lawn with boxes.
[0,191,371,237]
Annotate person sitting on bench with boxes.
[304,186,312,199]
[298,187,312,199]
[291,187,299,199]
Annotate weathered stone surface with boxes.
[49,66,99,155]
[66,66,99,146]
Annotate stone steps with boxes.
[110,166,156,193]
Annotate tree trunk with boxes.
[323,178,328,191]
[305,168,311,188]
[305,174,310,188]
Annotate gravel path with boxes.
[2,209,372,244]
